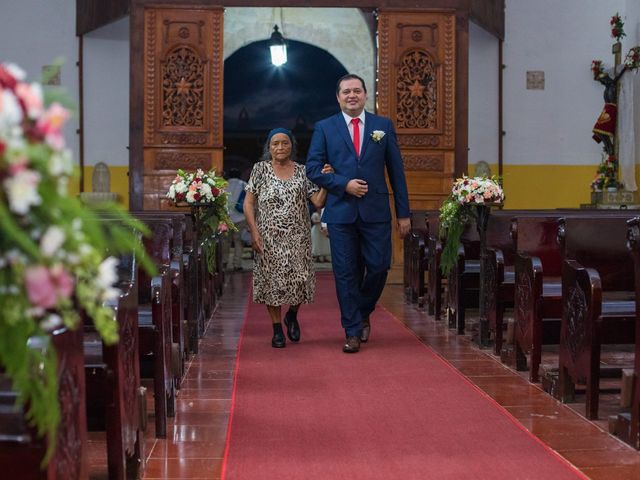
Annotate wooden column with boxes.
[139,5,224,210]
[377,9,458,275]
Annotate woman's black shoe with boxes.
[284,310,300,342]
[272,323,286,348]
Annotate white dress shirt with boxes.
[341,111,366,154]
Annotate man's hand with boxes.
[345,179,368,198]
[321,163,334,174]
[397,217,411,238]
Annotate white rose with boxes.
[0,89,23,132]
[40,226,66,257]
[175,181,188,194]
[49,149,73,176]
[199,183,212,198]
[3,63,26,81]
[3,168,41,215]
[97,257,119,290]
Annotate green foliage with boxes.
[0,62,156,465]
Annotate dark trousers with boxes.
[328,218,391,337]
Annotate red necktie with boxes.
[351,118,360,157]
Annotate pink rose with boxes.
[24,264,74,309]
[35,102,69,149]
[49,264,74,299]
[24,266,57,309]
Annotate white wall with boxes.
[468,21,499,171]
[503,0,627,166]
[84,17,130,168]
[6,2,640,174]
[0,0,79,166]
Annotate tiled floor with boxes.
[89,273,640,479]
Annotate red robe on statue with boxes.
[592,102,617,143]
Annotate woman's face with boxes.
[269,133,292,162]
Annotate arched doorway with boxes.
[223,39,347,179]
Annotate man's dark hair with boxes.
[336,74,367,95]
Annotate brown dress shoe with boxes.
[360,317,370,343]
[343,336,361,353]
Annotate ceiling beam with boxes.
[469,0,504,39]
[80,0,504,39]
[77,0,130,36]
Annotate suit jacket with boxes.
[306,111,410,224]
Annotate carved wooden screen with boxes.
[378,10,456,206]
[377,9,456,268]
[142,6,223,209]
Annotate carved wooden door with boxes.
[377,9,457,266]
[142,6,223,210]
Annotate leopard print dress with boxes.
[246,160,319,305]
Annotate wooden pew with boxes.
[95,214,176,438]
[403,216,413,301]
[483,211,518,353]
[446,221,480,334]
[133,212,191,380]
[426,214,443,319]
[484,209,568,354]
[0,327,88,479]
[513,211,636,383]
[511,214,566,380]
[406,210,430,305]
[615,217,640,448]
[137,220,176,438]
[558,215,636,420]
[84,252,146,479]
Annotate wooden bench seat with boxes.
[83,251,147,478]
[0,328,88,478]
[558,215,636,420]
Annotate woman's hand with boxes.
[321,163,334,174]
[251,234,264,255]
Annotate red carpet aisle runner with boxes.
[222,272,586,480]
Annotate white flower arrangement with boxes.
[450,175,504,206]
[371,130,386,143]
[166,168,225,205]
[439,175,504,274]
[166,168,235,272]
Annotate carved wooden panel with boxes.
[142,6,223,210]
[378,10,457,271]
[378,10,455,147]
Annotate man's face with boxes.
[337,78,367,117]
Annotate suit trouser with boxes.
[328,218,391,337]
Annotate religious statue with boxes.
[590,13,640,193]
[591,61,626,157]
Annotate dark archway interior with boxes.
[223,38,347,179]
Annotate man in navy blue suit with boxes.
[306,74,411,353]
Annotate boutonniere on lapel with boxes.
[370,130,386,143]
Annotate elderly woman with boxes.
[244,128,331,348]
